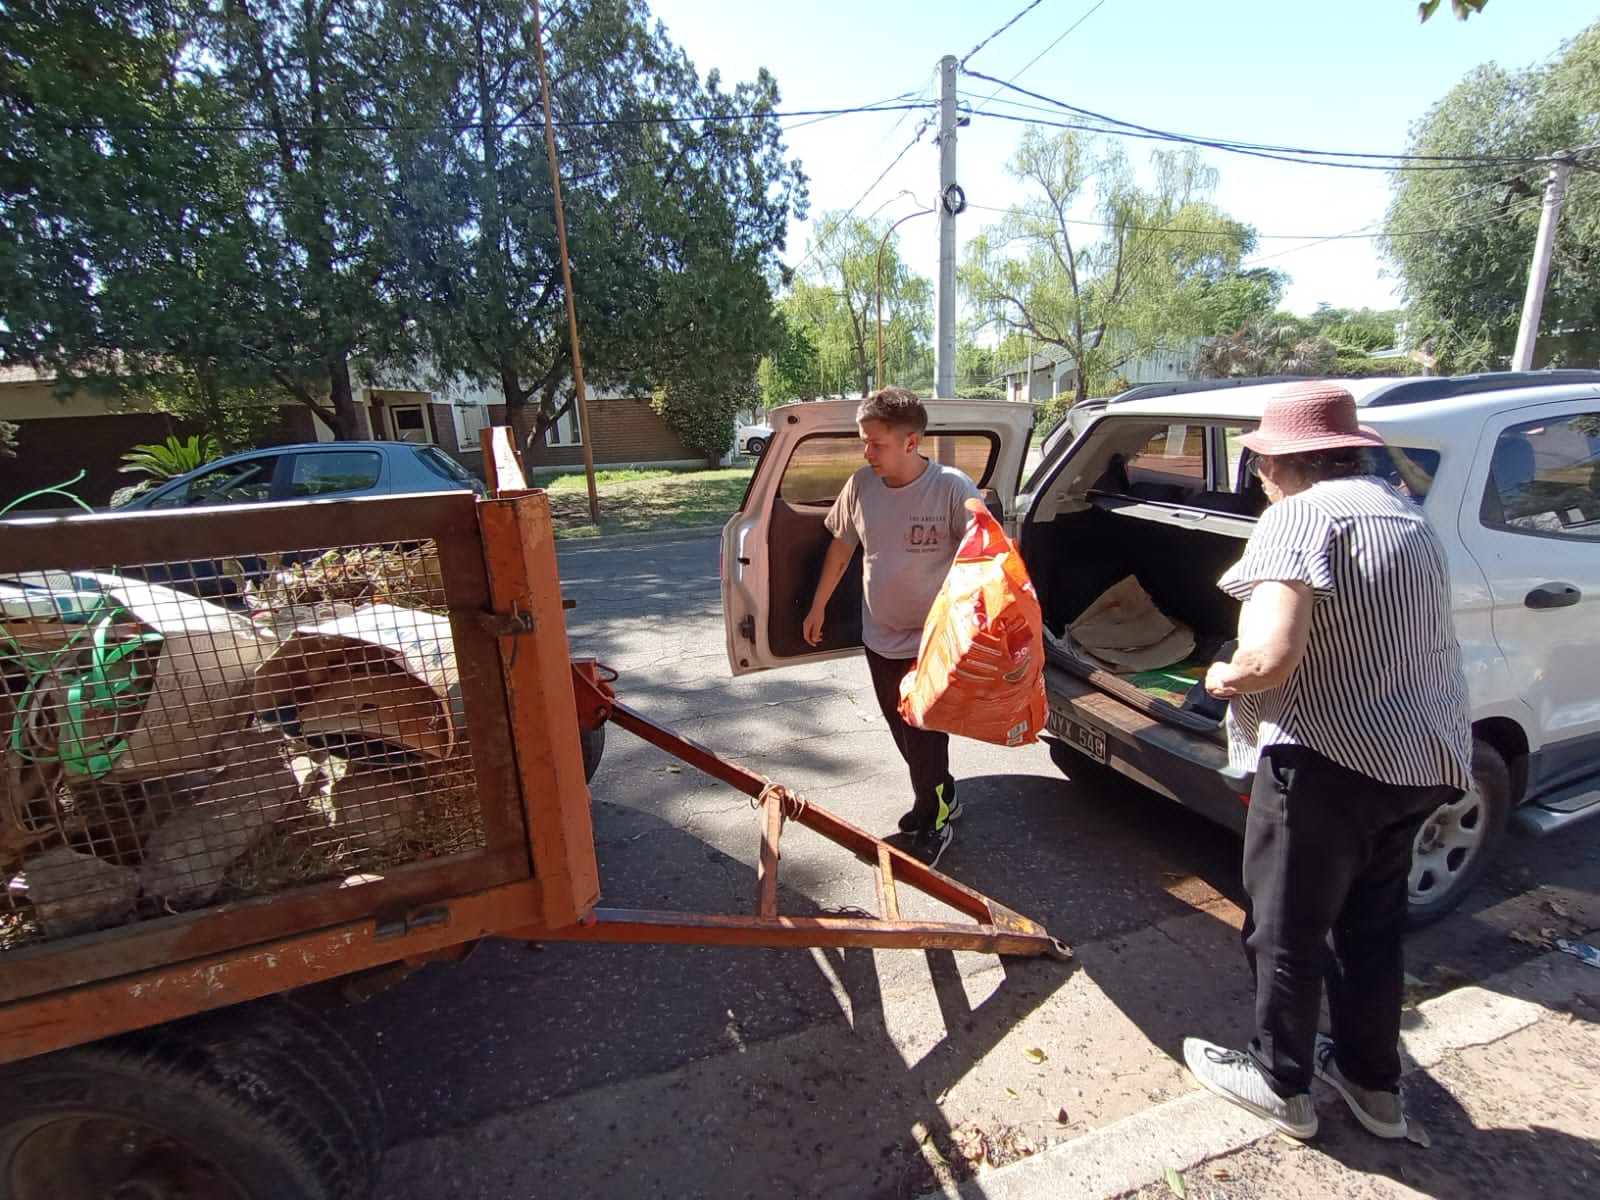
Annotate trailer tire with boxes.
[0,998,383,1200]
[581,723,606,782]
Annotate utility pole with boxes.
[934,55,960,398]
[1512,151,1575,372]
[531,0,600,523]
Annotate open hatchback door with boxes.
[721,398,1036,676]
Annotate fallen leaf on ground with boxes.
[1212,1167,1232,1181]
[1056,1107,1070,1124]
[1004,1086,1019,1099]
[1164,1166,1188,1197]
[1510,929,1553,950]
[1023,1046,1047,1064]
[1544,898,1573,920]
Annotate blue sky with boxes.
[645,0,1594,320]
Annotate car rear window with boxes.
[776,432,998,505]
[289,451,381,497]
[415,446,478,486]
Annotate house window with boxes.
[388,403,430,443]
[546,404,582,447]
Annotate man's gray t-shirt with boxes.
[824,460,981,657]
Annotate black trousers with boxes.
[864,648,953,829]
[1242,745,1456,1096]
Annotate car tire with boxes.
[745,437,766,457]
[1405,738,1511,928]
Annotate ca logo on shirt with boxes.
[906,519,943,551]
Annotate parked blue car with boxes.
[115,441,485,511]
[105,441,485,600]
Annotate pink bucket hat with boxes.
[1240,380,1384,456]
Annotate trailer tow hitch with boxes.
[560,661,1071,961]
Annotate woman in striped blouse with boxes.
[1180,381,1472,1144]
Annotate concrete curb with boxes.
[554,523,723,551]
[945,935,1598,1199]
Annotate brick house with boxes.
[1,366,704,509]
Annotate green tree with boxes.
[0,1,258,402]
[961,129,1258,410]
[1382,23,1599,371]
[1195,268,1288,336]
[1419,0,1488,22]
[782,211,933,397]
[758,313,822,405]
[194,0,420,438]
[1303,304,1403,354]
[388,0,800,459]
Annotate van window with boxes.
[1480,414,1600,537]
[776,432,996,505]
[1077,422,1258,510]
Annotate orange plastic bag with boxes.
[898,498,1047,747]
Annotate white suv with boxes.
[720,373,1600,924]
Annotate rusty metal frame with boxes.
[0,493,537,1010]
[549,672,1071,960]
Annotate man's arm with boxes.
[1204,580,1314,697]
[803,537,855,646]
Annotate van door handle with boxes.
[1525,583,1581,610]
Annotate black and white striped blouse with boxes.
[1218,475,1473,791]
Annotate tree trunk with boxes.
[329,359,363,439]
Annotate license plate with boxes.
[1047,710,1108,764]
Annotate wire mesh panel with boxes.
[1,508,502,954]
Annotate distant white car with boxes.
[736,422,773,456]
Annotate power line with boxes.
[32,100,934,139]
[966,0,1111,119]
[961,0,1050,68]
[959,194,1546,247]
[781,89,925,132]
[840,117,936,226]
[962,71,1551,172]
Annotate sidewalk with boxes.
[948,934,1600,1199]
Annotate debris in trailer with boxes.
[2,558,482,951]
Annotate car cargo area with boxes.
[1021,496,1254,726]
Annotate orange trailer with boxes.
[0,447,1064,1199]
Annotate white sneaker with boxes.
[1313,1034,1407,1139]
[1182,1037,1318,1139]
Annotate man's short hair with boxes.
[856,387,927,436]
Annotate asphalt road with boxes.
[324,529,1600,1200]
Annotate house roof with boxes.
[997,352,1062,379]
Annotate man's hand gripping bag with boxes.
[898,498,1047,746]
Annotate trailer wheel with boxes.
[581,723,606,782]
[0,999,383,1200]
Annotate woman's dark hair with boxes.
[1273,446,1375,482]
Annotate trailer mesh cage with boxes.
[1,498,503,954]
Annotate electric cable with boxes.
[961,0,1050,68]
[963,71,1550,172]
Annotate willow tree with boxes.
[961,128,1258,413]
